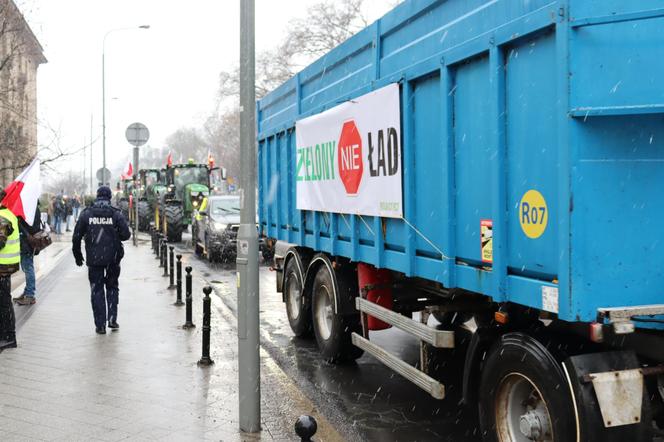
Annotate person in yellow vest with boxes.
[0,191,21,350]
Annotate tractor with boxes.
[136,168,166,231]
[156,161,210,242]
[115,178,134,222]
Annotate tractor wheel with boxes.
[164,205,183,242]
[137,201,151,231]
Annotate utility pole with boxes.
[237,0,260,433]
[90,114,94,193]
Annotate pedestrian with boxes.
[72,195,81,221]
[65,196,73,232]
[0,191,21,349]
[13,203,41,306]
[53,194,65,234]
[72,186,130,334]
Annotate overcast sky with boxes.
[19,0,395,183]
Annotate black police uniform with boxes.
[72,187,130,334]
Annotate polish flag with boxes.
[126,162,133,177]
[166,151,173,167]
[207,149,215,168]
[2,158,41,225]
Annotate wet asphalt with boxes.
[176,234,480,442]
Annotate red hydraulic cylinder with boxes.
[357,262,393,331]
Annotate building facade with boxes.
[0,0,46,187]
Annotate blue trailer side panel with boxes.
[257,0,664,325]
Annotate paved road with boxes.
[175,233,480,442]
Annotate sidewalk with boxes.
[0,234,342,441]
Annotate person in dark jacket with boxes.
[13,204,42,305]
[65,196,73,232]
[72,186,131,334]
[53,194,65,234]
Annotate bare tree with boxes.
[217,0,368,101]
[47,170,86,196]
[203,107,240,178]
[0,0,77,181]
[164,127,209,164]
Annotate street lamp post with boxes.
[101,25,149,186]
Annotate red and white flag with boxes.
[207,149,215,168]
[2,158,41,225]
[166,151,173,167]
[125,162,133,177]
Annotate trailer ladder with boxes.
[352,297,454,400]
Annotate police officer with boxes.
[0,192,20,349]
[72,186,130,334]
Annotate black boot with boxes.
[108,321,119,330]
[95,327,106,335]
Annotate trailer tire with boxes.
[311,264,362,363]
[478,332,576,442]
[284,258,311,337]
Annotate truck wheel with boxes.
[137,201,150,231]
[164,205,183,242]
[311,264,362,363]
[284,258,311,337]
[478,332,576,442]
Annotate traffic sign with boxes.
[125,122,150,147]
[96,167,111,184]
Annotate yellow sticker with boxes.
[519,190,548,239]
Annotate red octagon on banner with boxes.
[337,120,363,195]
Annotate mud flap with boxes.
[563,351,652,442]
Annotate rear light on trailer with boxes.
[494,311,509,325]
[589,322,604,343]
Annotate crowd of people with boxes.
[43,192,82,234]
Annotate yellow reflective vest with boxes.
[0,208,20,265]
[195,197,209,221]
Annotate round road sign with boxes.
[125,122,150,147]
[96,167,111,184]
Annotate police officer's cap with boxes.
[97,186,112,200]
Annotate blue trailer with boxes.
[258,1,664,440]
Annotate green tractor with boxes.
[136,169,166,231]
[156,161,210,242]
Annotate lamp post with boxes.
[102,25,150,186]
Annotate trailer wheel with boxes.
[478,332,575,442]
[311,264,362,362]
[284,258,311,337]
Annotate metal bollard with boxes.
[294,416,318,442]
[182,266,195,329]
[162,242,169,276]
[198,286,214,366]
[155,234,162,259]
[159,238,165,267]
[174,255,184,306]
[168,246,175,287]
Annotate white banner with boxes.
[295,83,403,218]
